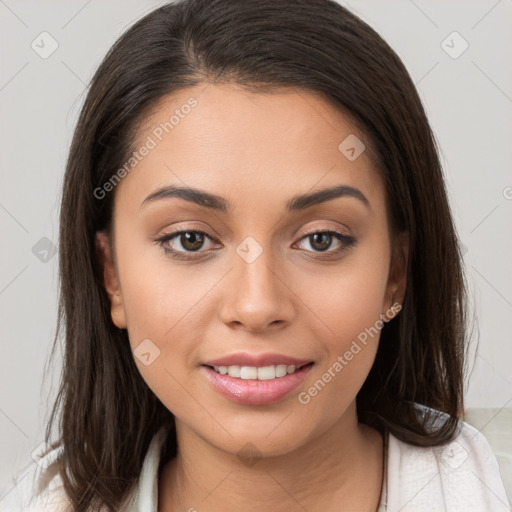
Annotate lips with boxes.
[200,352,315,405]
[203,352,313,368]
[201,363,314,405]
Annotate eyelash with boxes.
[153,227,356,260]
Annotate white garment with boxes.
[2,417,510,511]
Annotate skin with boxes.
[96,83,408,512]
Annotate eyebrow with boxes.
[140,183,370,213]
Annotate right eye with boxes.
[154,229,220,258]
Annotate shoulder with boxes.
[385,405,510,511]
[1,445,72,512]
[1,428,168,512]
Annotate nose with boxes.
[218,242,295,332]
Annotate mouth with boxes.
[200,361,315,405]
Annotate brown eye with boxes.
[309,233,333,252]
[155,229,218,257]
[179,231,205,251]
[295,230,356,256]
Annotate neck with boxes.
[158,402,384,512]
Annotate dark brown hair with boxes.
[42,0,469,509]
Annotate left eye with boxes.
[295,231,355,254]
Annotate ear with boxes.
[383,231,408,320]
[95,231,127,329]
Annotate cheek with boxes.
[291,244,390,410]
[121,272,210,393]
[115,242,220,409]
[292,236,391,343]
[116,230,215,342]
[295,286,384,424]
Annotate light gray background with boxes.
[1,0,511,504]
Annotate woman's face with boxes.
[97,83,406,457]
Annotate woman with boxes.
[4,0,509,511]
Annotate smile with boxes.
[201,362,314,405]
[208,363,311,380]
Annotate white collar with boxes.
[124,415,509,512]
[125,424,388,511]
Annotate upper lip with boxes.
[203,352,313,368]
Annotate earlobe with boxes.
[95,231,127,329]
[110,295,127,329]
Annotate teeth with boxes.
[275,365,288,378]
[212,363,304,380]
[227,366,241,378]
[241,366,258,379]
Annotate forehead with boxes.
[114,83,385,214]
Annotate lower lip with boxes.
[201,363,314,405]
